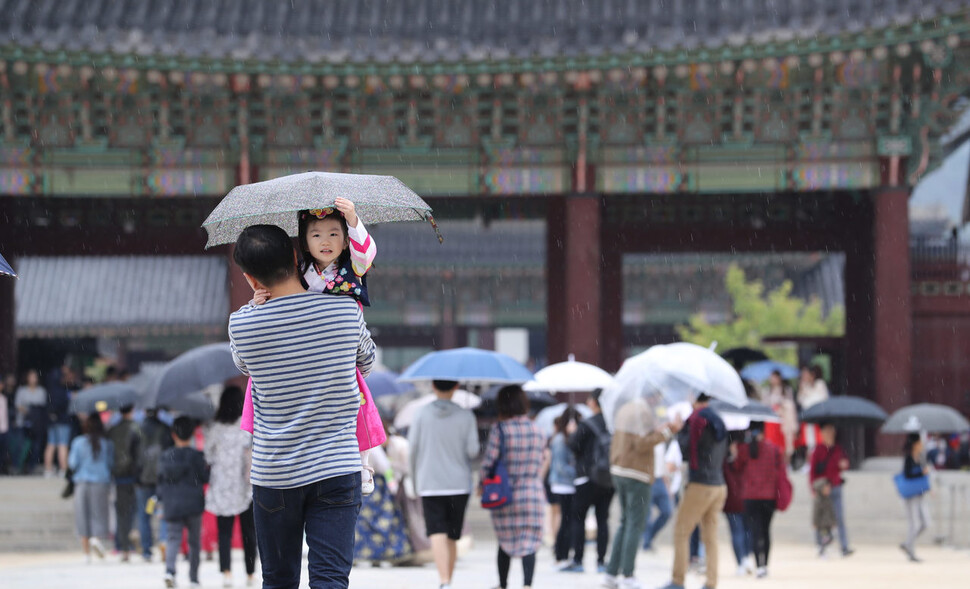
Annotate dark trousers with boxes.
[253,473,361,589]
[497,547,535,588]
[571,481,614,566]
[165,514,202,583]
[744,499,776,568]
[114,481,136,553]
[553,493,575,562]
[217,503,258,576]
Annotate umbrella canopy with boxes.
[881,403,970,434]
[666,343,748,407]
[800,396,888,426]
[166,391,217,422]
[392,390,481,430]
[479,385,557,407]
[533,402,594,437]
[523,356,614,393]
[397,347,533,385]
[142,343,243,409]
[709,399,781,424]
[0,253,16,278]
[720,347,768,368]
[201,171,438,248]
[69,382,139,414]
[739,360,799,382]
[364,371,415,399]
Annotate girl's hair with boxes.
[496,385,529,419]
[749,421,765,459]
[84,414,105,458]
[554,406,579,435]
[811,365,824,381]
[215,385,244,424]
[297,209,350,275]
[903,432,921,455]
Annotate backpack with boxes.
[587,417,614,489]
[137,420,170,486]
[111,422,141,479]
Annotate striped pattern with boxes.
[348,221,377,278]
[229,292,376,489]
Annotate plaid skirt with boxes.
[489,477,544,557]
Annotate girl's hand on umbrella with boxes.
[252,289,271,305]
[334,198,358,228]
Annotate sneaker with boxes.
[559,562,584,573]
[641,543,655,552]
[842,548,855,557]
[189,583,201,588]
[597,563,608,574]
[602,574,619,588]
[620,577,643,589]
[90,538,105,559]
[361,466,375,496]
[223,574,233,587]
[164,573,176,588]
[742,555,755,574]
[735,565,747,576]
[755,566,767,578]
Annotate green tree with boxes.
[676,264,844,365]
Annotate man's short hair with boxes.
[696,392,711,403]
[432,380,459,392]
[589,388,603,407]
[233,224,297,287]
[171,416,196,442]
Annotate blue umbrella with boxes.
[364,371,415,399]
[0,253,16,278]
[740,360,799,382]
[397,347,533,385]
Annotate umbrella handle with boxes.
[428,214,444,244]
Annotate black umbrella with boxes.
[720,347,768,368]
[800,396,888,426]
[69,382,139,414]
[142,343,243,408]
[475,385,557,417]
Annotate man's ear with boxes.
[242,272,261,292]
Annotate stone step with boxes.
[0,476,79,552]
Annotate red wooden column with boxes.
[546,195,603,366]
[872,187,913,430]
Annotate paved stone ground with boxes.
[1,539,967,589]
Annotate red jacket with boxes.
[722,458,746,513]
[810,443,846,487]
[735,440,783,501]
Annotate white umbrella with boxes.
[664,343,747,407]
[533,402,594,437]
[523,355,615,393]
[393,390,481,430]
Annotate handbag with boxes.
[893,473,930,499]
[481,424,513,510]
[775,449,793,511]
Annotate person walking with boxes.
[159,416,210,588]
[204,386,258,587]
[733,423,784,578]
[659,393,728,589]
[548,407,579,566]
[14,369,48,473]
[762,371,798,459]
[408,379,480,589]
[43,367,73,477]
[643,439,682,551]
[135,408,172,562]
[229,224,377,589]
[603,400,679,589]
[723,432,753,576]
[107,404,142,562]
[480,386,545,589]
[562,389,614,573]
[809,422,853,557]
[69,414,114,562]
[899,433,930,562]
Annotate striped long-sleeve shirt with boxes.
[229,292,376,489]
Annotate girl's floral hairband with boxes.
[306,207,338,219]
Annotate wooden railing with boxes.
[911,239,970,282]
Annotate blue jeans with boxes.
[815,485,849,552]
[254,473,361,589]
[725,512,752,565]
[135,485,156,557]
[642,478,673,549]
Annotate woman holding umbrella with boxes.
[898,433,930,562]
[479,386,545,589]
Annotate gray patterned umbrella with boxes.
[201,171,439,248]
[881,403,970,434]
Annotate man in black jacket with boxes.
[660,393,728,589]
[561,389,614,573]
